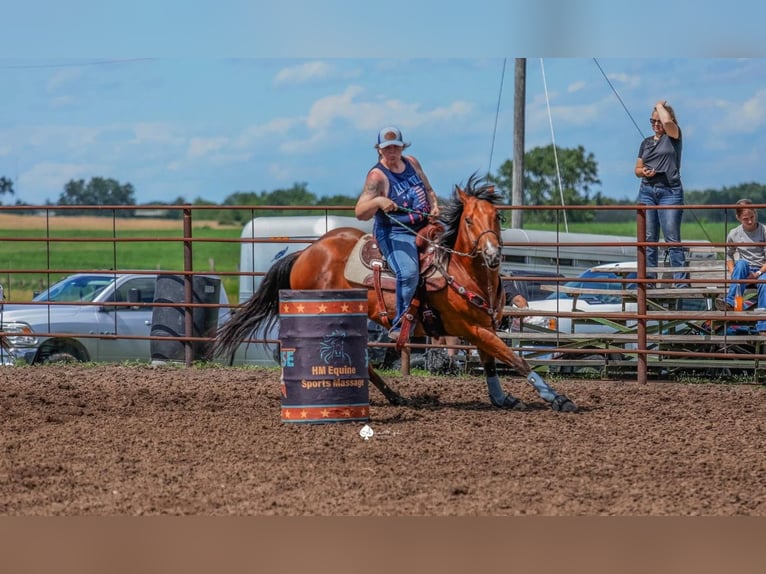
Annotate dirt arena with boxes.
[1,364,765,516]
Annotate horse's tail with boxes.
[211,250,301,360]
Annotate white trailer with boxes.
[500,228,717,277]
[238,215,373,303]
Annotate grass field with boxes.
[0,214,242,301]
[0,213,732,302]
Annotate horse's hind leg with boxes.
[368,365,407,406]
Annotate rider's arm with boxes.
[355,169,394,221]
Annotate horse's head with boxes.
[440,174,504,269]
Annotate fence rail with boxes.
[1,201,764,381]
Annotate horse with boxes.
[213,175,577,412]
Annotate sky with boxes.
[1,1,765,207]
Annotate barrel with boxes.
[278,289,369,424]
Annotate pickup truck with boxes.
[0,272,278,367]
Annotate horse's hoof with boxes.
[551,394,577,413]
[491,395,527,410]
[387,394,408,407]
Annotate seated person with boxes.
[498,273,530,331]
[719,199,766,329]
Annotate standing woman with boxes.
[355,126,440,341]
[634,100,687,287]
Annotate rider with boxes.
[355,126,440,341]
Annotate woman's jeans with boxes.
[638,182,687,284]
[374,224,420,327]
[726,260,766,331]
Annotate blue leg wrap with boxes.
[527,371,557,403]
[486,374,506,405]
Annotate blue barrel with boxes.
[278,289,370,424]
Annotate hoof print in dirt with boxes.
[551,395,578,413]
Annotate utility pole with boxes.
[512,58,526,229]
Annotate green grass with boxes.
[0,220,733,302]
[0,227,243,301]
[528,221,730,243]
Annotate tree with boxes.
[491,144,601,223]
[0,176,14,202]
[57,177,136,216]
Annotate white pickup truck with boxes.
[0,272,277,367]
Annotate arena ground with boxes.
[1,364,764,516]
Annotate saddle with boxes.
[344,224,448,343]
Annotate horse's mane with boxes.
[438,173,502,250]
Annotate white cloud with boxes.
[606,71,641,90]
[267,162,293,180]
[729,89,766,133]
[305,85,474,131]
[49,95,76,109]
[271,86,475,154]
[187,136,229,159]
[131,122,184,145]
[568,80,586,93]
[25,125,102,149]
[274,61,334,86]
[46,68,82,92]
[235,117,302,148]
[20,161,105,199]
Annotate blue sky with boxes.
[1,2,765,206]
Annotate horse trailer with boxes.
[500,228,717,277]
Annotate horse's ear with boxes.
[487,184,496,195]
[456,185,468,202]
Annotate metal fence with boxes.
[1,202,764,382]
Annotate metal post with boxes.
[512,58,525,229]
[183,207,193,367]
[637,204,647,383]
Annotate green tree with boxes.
[0,176,14,202]
[219,183,321,224]
[491,144,601,223]
[58,177,136,216]
[686,182,766,222]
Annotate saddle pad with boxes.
[343,233,447,291]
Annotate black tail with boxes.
[212,250,301,360]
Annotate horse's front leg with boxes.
[473,330,577,413]
[368,365,407,406]
[479,352,526,410]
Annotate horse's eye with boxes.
[465,217,473,225]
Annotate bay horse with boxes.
[214,175,576,412]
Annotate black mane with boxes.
[438,173,502,249]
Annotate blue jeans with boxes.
[725,260,766,331]
[374,224,420,327]
[638,182,686,283]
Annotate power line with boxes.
[0,58,155,70]
[487,57,506,177]
[592,58,645,139]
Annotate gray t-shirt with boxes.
[638,129,683,187]
[726,222,766,267]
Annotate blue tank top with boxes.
[372,157,431,231]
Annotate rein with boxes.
[385,204,504,328]
[384,210,502,258]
